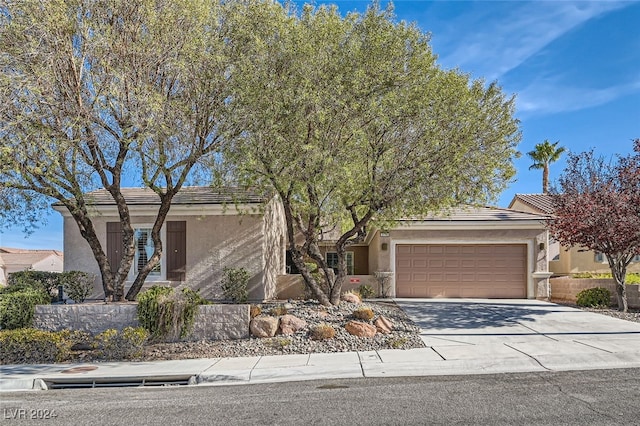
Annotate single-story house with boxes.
[281,206,552,300]
[0,247,64,286]
[508,194,640,276]
[53,187,286,300]
[55,187,551,301]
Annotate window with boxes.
[326,252,354,275]
[594,252,605,263]
[107,221,186,282]
[134,228,161,277]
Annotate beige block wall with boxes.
[63,206,285,301]
[550,277,640,308]
[276,274,378,300]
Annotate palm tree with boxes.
[527,140,566,193]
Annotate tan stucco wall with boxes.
[557,246,640,275]
[509,199,640,275]
[62,202,286,301]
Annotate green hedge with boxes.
[0,288,51,330]
[7,270,60,298]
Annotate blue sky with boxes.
[1,0,639,251]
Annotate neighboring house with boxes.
[53,187,286,300]
[0,247,64,285]
[508,193,640,276]
[282,206,552,300]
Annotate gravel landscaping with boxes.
[64,299,640,363]
[69,299,426,362]
[561,304,640,323]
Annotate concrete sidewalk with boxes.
[2,300,640,391]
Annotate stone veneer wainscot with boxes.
[33,303,250,341]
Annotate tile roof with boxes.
[71,187,266,206]
[0,247,62,255]
[0,252,63,268]
[399,205,550,222]
[508,194,555,214]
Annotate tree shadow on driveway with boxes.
[395,300,565,331]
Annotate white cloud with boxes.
[516,78,640,116]
[436,1,630,81]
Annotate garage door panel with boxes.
[445,260,459,268]
[413,259,427,268]
[396,244,526,298]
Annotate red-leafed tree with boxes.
[550,139,640,312]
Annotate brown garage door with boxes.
[395,244,527,298]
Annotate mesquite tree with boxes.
[0,0,238,301]
[549,140,640,312]
[225,3,521,305]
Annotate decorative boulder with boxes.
[279,314,307,335]
[345,320,377,338]
[341,292,361,304]
[374,316,393,334]
[250,316,279,338]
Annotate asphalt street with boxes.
[2,368,639,425]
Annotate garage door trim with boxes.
[390,239,534,299]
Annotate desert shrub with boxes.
[267,337,292,349]
[221,267,250,303]
[388,337,408,349]
[0,288,51,329]
[59,271,95,303]
[309,323,336,340]
[576,287,611,308]
[0,328,72,364]
[250,305,262,318]
[358,284,375,299]
[94,327,149,360]
[353,306,375,321]
[137,286,207,342]
[7,270,60,299]
[269,305,288,316]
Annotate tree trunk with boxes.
[612,267,628,313]
[615,281,628,313]
[68,210,119,301]
[279,194,332,306]
[542,164,549,193]
[125,197,173,301]
[329,245,348,305]
[291,248,331,306]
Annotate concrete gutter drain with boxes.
[43,375,195,390]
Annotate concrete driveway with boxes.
[395,298,640,372]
